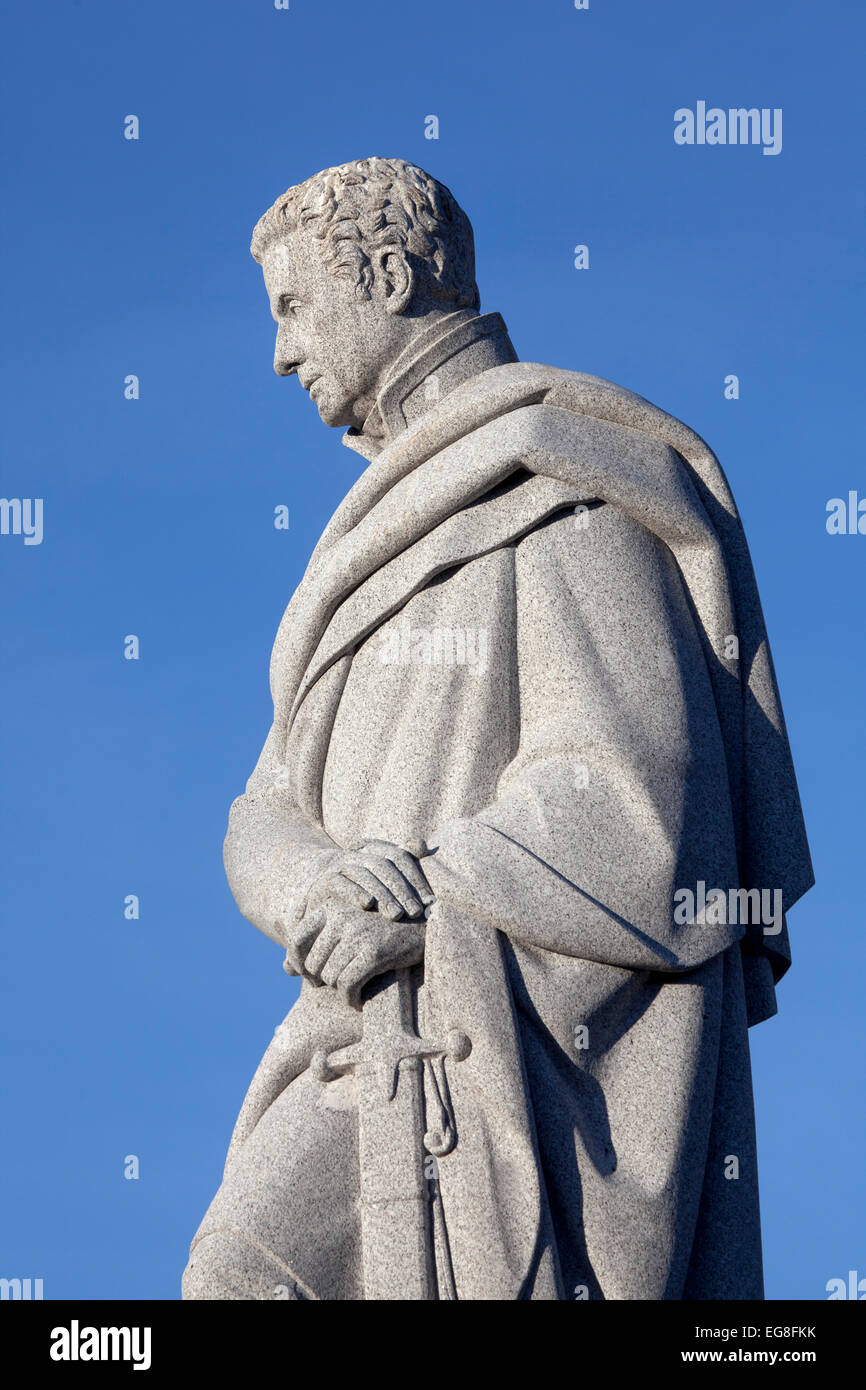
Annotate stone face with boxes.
[182,158,813,1301]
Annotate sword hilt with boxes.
[310,970,470,1119]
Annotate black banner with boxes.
[1,1299,860,1375]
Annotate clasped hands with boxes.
[282,839,433,1009]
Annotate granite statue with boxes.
[182,158,813,1300]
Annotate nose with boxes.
[273,322,301,377]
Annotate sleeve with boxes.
[223,721,341,948]
[422,502,747,974]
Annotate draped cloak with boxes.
[186,313,813,1301]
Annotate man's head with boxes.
[250,158,480,430]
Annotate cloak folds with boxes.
[196,360,813,1300]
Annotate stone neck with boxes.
[342,309,518,459]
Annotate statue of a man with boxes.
[183,158,813,1301]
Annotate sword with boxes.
[310,968,470,1300]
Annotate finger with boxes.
[389,849,434,904]
[319,931,365,988]
[283,907,324,975]
[354,856,424,917]
[298,907,328,947]
[275,919,299,975]
[336,953,377,1011]
[302,919,343,979]
[363,841,434,904]
[339,865,407,920]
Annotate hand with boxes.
[298,905,426,1009]
[307,838,433,922]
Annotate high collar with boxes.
[342,309,518,460]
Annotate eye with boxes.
[278,295,302,317]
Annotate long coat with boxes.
[187,362,813,1300]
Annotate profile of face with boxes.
[261,235,423,431]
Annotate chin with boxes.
[316,395,354,429]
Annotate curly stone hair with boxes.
[250,157,480,310]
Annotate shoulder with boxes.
[469,362,719,486]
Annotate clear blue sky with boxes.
[1,0,862,1300]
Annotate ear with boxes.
[372,248,414,316]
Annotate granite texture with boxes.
[182,158,813,1301]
